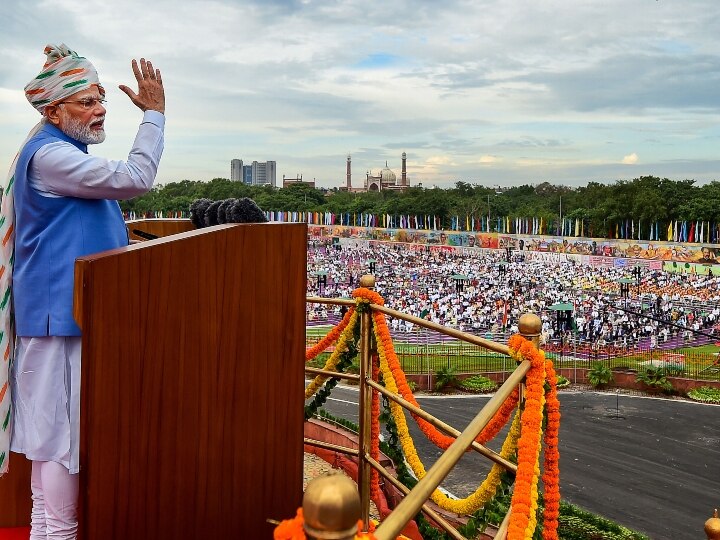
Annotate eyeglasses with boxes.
[57,97,107,110]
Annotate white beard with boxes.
[59,109,106,145]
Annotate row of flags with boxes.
[124,210,189,220]
[264,211,443,230]
[123,209,720,244]
[665,220,716,243]
[611,219,720,243]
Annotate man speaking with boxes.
[1,44,165,539]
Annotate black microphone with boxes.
[189,197,269,228]
[132,229,159,240]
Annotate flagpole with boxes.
[487,194,491,231]
[559,195,563,238]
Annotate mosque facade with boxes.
[340,152,409,192]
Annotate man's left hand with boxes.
[119,58,165,114]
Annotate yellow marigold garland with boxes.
[375,323,522,514]
[305,306,355,362]
[304,310,359,399]
[327,288,561,538]
[370,308,519,450]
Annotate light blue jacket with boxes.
[13,124,128,336]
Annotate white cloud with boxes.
[622,153,639,165]
[426,156,453,166]
[474,155,500,164]
[1,0,720,187]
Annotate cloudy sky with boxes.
[1,0,719,189]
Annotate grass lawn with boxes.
[675,344,720,354]
[307,326,720,380]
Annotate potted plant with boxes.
[687,386,720,404]
[459,375,498,393]
[635,366,674,394]
[434,365,460,392]
[587,362,613,389]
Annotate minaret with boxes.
[401,152,407,186]
[346,154,352,189]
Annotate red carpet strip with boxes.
[0,528,29,540]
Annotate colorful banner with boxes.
[310,225,719,268]
[310,225,499,248]
[498,234,720,264]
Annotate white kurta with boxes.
[11,337,81,472]
[10,111,165,473]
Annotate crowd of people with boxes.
[306,238,720,352]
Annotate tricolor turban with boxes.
[24,43,103,114]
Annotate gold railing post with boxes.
[357,274,376,530]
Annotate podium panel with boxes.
[75,223,306,539]
[0,454,31,527]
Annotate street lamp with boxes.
[314,271,328,294]
[549,302,574,365]
[451,274,468,293]
[632,265,642,296]
[618,278,633,308]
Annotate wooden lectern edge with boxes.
[72,221,307,329]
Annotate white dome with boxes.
[381,162,396,184]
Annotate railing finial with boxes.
[518,313,542,348]
[359,274,376,289]
[706,509,720,540]
[303,473,361,540]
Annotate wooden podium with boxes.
[1,222,307,538]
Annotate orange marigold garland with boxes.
[304,310,359,399]
[351,287,384,306]
[305,306,356,362]
[345,288,560,534]
[273,508,307,540]
[375,325,522,514]
[506,336,545,539]
[542,357,561,539]
[506,335,560,540]
[370,353,381,501]
[273,509,382,539]
[369,308,518,450]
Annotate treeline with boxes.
[120,176,720,236]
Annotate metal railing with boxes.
[303,274,543,540]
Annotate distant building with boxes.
[231,159,243,182]
[252,160,276,187]
[283,174,315,188]
[339,152,409,192]
[230,158,277,187]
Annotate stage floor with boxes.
[0,528,28,540]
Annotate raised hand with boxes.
[119,58,165,114]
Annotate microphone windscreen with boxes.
[217,198,238,224]
[228,197,269,223]
[189,198,212,228]
[205,200,224,227]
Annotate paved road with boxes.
[319,386,720,540]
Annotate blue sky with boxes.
[1,0,719,189]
